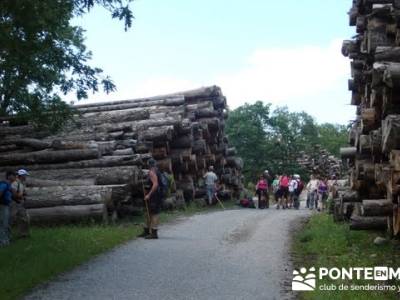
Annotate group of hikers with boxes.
[242,170,337,211]
[0,169,30,247]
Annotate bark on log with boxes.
[26,178,95,187]
[80,108,150,125]
[139,125,174,142]
[350,216,387,230]
[340,147,357,159]
[24,185,124,208]
[382,115,400,153]
[375,46,400,62]
[0,149,100,166]
[75,96,185,113]
[28,166,139,184]
[361,199,393,216]
[171,135,193,149]
[152,147,168,159]
[14,138,51,150]
[192,139,207,155]
[0,155,147,171]
[342,190,361,202]
[28,204,105,224]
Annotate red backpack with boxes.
[280,176,289,187]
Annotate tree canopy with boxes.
[226,102,348,182]
[0,0,133,130]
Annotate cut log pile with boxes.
[0,86,243,223]
[296,145,343,178]
[340,0,400,234]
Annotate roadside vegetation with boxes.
[0,200,236,300]
[293,213,400,300]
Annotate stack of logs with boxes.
[297,145,343,178]
[0,86,244,224]
[340,0,400,234]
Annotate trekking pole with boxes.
[140,167,151,229]
[214,192,225,210]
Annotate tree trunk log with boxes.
[24,185,125,208]
[382,115,400,153]
[27,204,105,224]
[340,147,357,159]
[0,155,147,171]
[350,216,387,230]
[361,199,393,216]
[0,149,100,166]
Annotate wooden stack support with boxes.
[341,0,400,234]
[0,86,243,223]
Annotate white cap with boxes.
[294,174,300,179]
[17,169,29,176]
[264,170,269,173]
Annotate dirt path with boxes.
[25,206,312,300]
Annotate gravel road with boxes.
[25,206,311,300]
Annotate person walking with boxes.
[141,158,162,239]
[288,175,298,209]
[0,171,16,246]
[272,175,280,205]
[306,175,319,210]
[279,174,289,209]
[255,174,268,209]
[203,166,218,205]
[318,177,328,212]
[11,169,30,238]
[293,174,303,209]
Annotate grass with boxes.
[293,213,400,300]
[0,200,236,300]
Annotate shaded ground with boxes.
[25,206,311,300]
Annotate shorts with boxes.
[148,193,162,214]
[280,186,289,198]
[275,189,282,198]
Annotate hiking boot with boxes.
[145,229,158,239]
[138,227,149,238]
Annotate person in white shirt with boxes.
[203,166,218,205]
[288,176,298,209]
[306,175,319,210]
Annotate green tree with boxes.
[0,0,133,130]
[225,101,271,182]
[226,102,348,183]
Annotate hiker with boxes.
[203,166,218,205]
[255,174,268,209]
[140,158,162,239]
[0,171,17,246]
[306,175,319,210]
[278,173,289,209]
[272,175,280,204]
[293,174,303,209]
[318,177,328,212]
[11,169,30,238]
[288,175,298,209]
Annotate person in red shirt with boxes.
[278,174,289,209]
[255,174,269,209]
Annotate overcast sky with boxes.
[72,0,355,125]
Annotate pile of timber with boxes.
[0,86,243,223]
[340,0,400,234]
[296,145,343,178]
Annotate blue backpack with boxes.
[156,170,169,198]
[0,181,11,205]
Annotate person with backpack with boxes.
[0,171,17,246]
[140,158,165,239]
[318,177,329,212]
[11,169,30,238]
[288,175,298,209]
[306,175,319,210]
[293,174,304,209]
[203,166,218,205]
[272,175,280,204]
[255,174,268,209]
[278,173,289,209]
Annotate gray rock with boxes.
[374,236,389,246]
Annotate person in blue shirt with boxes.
[0,171,17,246]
